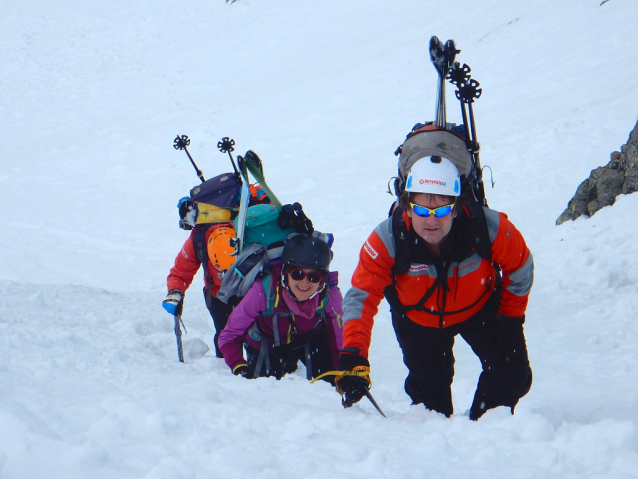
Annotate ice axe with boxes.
[173,300,187,363]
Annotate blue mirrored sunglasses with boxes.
[410,201,455,218]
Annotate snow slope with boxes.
[2,0,638,477]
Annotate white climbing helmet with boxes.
[405,156,461,197]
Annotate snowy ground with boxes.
[2,0,638,477]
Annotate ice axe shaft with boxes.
[173,301,187,363]
[174,313,185,363]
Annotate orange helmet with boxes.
[207,226,237,271]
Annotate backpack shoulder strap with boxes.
[383,207,411,316]
[192,225,214,285]
[261,273,277,316]
[390,206,411,277]
[462,202,492,262]
[316,288,330,314]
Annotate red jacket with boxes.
[166,223,233,296]
[341,206,533,358]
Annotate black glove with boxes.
[233,364,250,378]
[277,203,314,235]
[494,315,526,369]
[336,353,371,407]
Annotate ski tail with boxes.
[244,150,283,210]
[234,156,252,254]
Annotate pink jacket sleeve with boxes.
[218,280,267,371]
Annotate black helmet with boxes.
[282,235,331,271]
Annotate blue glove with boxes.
[162,289,183,315]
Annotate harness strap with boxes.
[413,279,494,316]
[401,276,441,313]
[272,314,280,347]
[193,226,215,286]
[253,338,269,378]
[304,343,312,381]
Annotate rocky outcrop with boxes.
[556,119,638,225]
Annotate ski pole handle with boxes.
[174,135,205,183]
[218,137,240,176]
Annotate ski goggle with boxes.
[288,269,324,284]
[410,201,456,218]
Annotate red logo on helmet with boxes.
[419,179,446,186]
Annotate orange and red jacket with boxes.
[341,206,533,358]
[166,222,233,296]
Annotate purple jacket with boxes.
[219,268,344,372]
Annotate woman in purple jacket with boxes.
[218,235,344,381]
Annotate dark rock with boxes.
[557,119,638,225]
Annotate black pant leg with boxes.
[458,298,532,420]
[392,312,457,417]
[204,287,235,358]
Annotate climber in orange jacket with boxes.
[336,156,533,420]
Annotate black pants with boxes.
[392,293,532,418]
[245,324,336,382]
[204,287,236,358]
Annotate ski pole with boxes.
[447,61,486,205]
[217,137,240,176]
[174,135,205,183]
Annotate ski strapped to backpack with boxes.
[173,135,283,280]
[392,36,490,206]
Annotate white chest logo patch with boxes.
[409,264,429,272]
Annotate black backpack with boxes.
[179,172,242,231]
[179,172,242,286]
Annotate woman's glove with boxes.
[233,364,250,378]
[335,353,371,407]
[495,314,526,369]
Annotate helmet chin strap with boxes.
[280,272,326,302]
